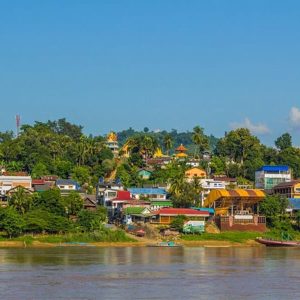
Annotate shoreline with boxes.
[0,239,262,249]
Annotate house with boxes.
[41,175,58,186]
[255,165,291,190]
[273,180,300,214]
[150,199,173,210]
[185,167,207,182]
[81,194,97,211]
[212,175,238,188]
[32,179,51,192]
[151,208,209,225]
[0,173,32,197]
[96,180,124,202]
[186,159,200,168]
[137,169,152,180]
[273,180,300,199]
[123,207,152,224]
[56,179,80,194]
[200,179,226,205]
[128,187,167,200]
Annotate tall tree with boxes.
[163,134,173,156]
[192,126,209,158]
[275,133,292,151]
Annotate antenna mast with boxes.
[16,115,20,137]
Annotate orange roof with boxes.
[176,144,187,152]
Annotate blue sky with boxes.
[1,0,300,145]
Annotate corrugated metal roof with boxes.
[257,165,289,172]
[128,188,167,195]
[204,189,266,208]
[288,198,300,210]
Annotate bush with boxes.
[77,208,107,231]
[171,215,187,232]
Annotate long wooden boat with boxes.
[256,237,300,247]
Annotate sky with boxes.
[1,0,300,145]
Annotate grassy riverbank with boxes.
[180,231,261,243]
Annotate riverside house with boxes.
[151,208,210,225]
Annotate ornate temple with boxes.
[106,132,119,157]
[175,144,188,158]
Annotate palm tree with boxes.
[9,187,32,214]
[169,176,185,198]
[163,134,173,156]
[192,126,209,158]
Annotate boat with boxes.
[256,237,300,247]
[147,241,182,247]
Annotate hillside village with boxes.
[0,119,299,239]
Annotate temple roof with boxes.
[176,144,187,152]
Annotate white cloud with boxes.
[230,118,270,135]
[289,107,300,129]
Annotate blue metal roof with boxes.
[128,188,167,195]
[56,179,80,189]
[192,207,215,214]
[288,198,300,210]
[257,165,289,172]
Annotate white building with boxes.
[255,166,291,190]
[200,179,226,206]
[0,175,32,196]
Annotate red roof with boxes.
[154,208,209,217]
[112,190,132,201]
[32,179,46,185]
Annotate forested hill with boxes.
[116,128,219,152]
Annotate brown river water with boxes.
[0,246,300,300]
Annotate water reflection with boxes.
[0,247,300,299]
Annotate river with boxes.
[0,246,299,299]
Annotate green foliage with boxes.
[71,166,90,185]
[9,187,33,214]
[171,215,188,231]
[31,162,49,179]
[275,133,292,151]
[33,188,66,216]
[77,208,107,231]
[0,207,25,237]
[260,195,289,227]
[62,191,84,216]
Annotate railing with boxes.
[216,215,266,225]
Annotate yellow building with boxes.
[185,167,207,181]
[273,180,300,199]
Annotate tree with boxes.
[62,191,84,216]
[275,133,292,151]
[171,215,187,231]
[0,207,24,237]
[77,208,107,231]
[33,188,65,216]
[260,195,289,227]
[192,126,209,158]
[31,162,48,179]
[9,187,33,214]
[163,134,173,156]
[71,166,90,186]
